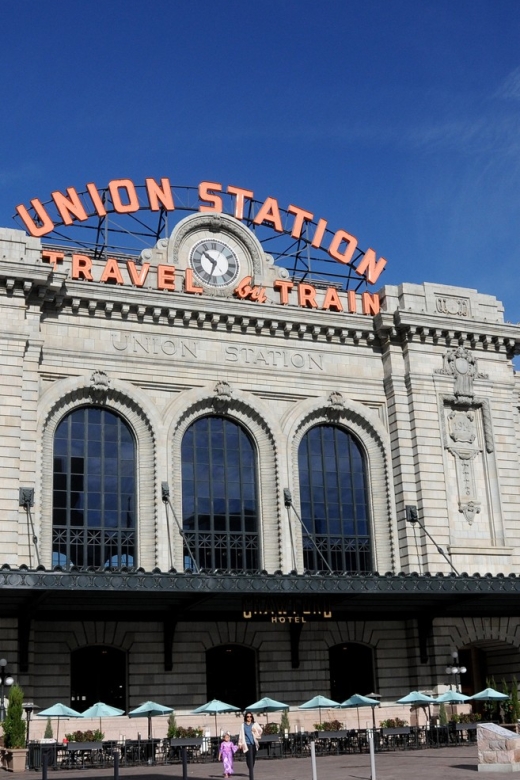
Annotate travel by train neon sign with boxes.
[16,178,388,286]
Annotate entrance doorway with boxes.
[206,645,257,710]
[329,642,375,702]
[71,646,126,710]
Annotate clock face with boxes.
[189,238,240,287]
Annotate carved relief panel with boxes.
[437,347,505,550]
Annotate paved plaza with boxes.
[7,746,520,780]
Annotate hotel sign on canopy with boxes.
[16,178,387,286]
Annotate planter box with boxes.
[1,748,28,772]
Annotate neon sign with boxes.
[16,178,387,285]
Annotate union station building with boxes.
[1,180,520,717]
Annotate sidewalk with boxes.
[7,746,518,780]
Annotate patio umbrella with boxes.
[340,693,380,730]
[396,691,436,727]
[192,699,240,737]
[396,691,436,705]
[244,696,289,724]
[299,695,340,724]
[129,700,174,740]
[468,687,509,702]
[435,691,470,704]
[435,689,471,719]
[81,701,125,736]
[36,702,82,742]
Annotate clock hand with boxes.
[202,251,218,276]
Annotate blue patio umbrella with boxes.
[340,693,381,730]
[396,691,436,728]
[435,691,470,704]
[36,702,82,742]
[192,699,240,736]
[435,689,471,719]
[245,696,289,724]
[396,691,436,705]
[299,695,340,724]
[245,696,289,713]
[468,687,509,702]
[129,700,174,739]
[81,702,125,736]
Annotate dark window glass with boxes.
[298,425,372,573]
[181,416,259,572]
[52,407,136,569]
[329,643,376,702]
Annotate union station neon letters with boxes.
[17,178,387,285]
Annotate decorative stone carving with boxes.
[213,380,232,410]
[89,370,110,404]
[445,401,482,526]
[326,391,345,419]
[435,295,469,318]
[459,499,481,525]
[443,346,476,401]
[448,410,476,444]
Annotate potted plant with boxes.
[1,684,27,772]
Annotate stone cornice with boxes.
[374,310,520,356]
[22,277,381,348]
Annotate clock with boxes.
[189,238,240,287]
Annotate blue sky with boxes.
[2,0,520,330]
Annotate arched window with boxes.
[206,645,257,710]
[53,407,136,569]
[71,646,126,709]
[181,416,259,571]
[329,642,375,702]
[298,424,371,573]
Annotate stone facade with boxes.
[1,215,520,716]
[478,723,520,772]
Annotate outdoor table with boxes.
[64,741,104,768]
[312,730,350,755]
[381,726,411,750]
[123,738,161,765]
[454,722,477,743]
[170,738,204,780]
[258,734,283,758]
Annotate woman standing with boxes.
[238,711,263,773]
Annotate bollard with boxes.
[310,739,318,780]
[113,750,119,780]
[181,745,188,780]
[368,730,377,780]
[41,750,48,780]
